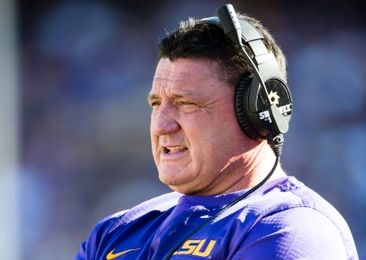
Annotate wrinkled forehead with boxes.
[149,58,231,98]
[152,58,229,87]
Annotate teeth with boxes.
[170,147,185,152]
[163,146,186,153]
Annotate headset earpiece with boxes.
[235,74,292,141]
[235,74,262,140]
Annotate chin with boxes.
[158,171,197,193]
[167,183,196,195]
[158,172,182,186]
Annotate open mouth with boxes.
[162,146,188,154]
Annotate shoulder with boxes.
[101,191,181,233]
[240,176,351,227]
[234,206,353,259]
[108,191,182,232]
[76,192,181,259]
[231,176,358,259]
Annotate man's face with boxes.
[149,58,255,195]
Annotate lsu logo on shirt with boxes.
[174,239,217,257]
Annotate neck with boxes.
[198,142,286,195]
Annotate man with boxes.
[76,4,358,259]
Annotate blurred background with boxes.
[0,0,365,259]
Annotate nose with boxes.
[150,104,180,136]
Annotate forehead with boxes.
[150,58,228,96]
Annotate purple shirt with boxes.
[76,176,358,259]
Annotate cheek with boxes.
[187,126,224,164]
[184,113,227,146]
[190,118,245,159]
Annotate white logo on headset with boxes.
[259,104,292,123]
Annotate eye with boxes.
[178,101,200,112]
[181,101,196,106]
[148,100,162,112]
[151,101,160,107]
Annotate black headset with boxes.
[201,4,293,157]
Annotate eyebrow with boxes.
[147,93,159,101]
